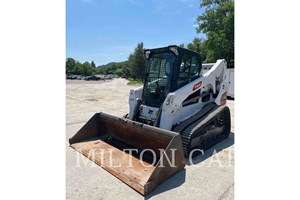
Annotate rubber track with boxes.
[173,104,230,157]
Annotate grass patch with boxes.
[127,78,143,85]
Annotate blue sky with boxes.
[66,0,204,66]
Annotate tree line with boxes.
[66,59,97,76]
[66,42,146,79]
[66,0,234,79]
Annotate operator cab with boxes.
[143,45,202,108]
[136,46,202,125]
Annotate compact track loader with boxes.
[69,45,231,195]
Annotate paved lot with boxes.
[66,78,234,200]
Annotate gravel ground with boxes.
[66,78,234,200]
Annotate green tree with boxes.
[122,63,131,78]
[110,63,117,72]
[187,37,207,61]
[114,68,123,77]
[128,42,146,80]
[72,61,83,75]
[91,61,96,68]
[66,57,75,75]
[195,0,234,67]
[70,61,95,76]
[97,67,104,74]
[82,61,94,76]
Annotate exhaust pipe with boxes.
[69,112,185,195]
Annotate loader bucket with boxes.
[69,112,185,195]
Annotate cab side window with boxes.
[177,55,200,88]
[178,55,191,87]
[190,56,200,80]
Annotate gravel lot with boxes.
[66,78,234,200]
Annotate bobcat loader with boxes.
[69,45,231,195]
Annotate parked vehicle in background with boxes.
[105,75,113,80]
[84,75,101,81]
[76,75,84,80]
[66,75,79,80]
[66,74,121,81]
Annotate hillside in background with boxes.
[97,60,129,77]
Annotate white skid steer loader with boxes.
[69,45,231,195]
